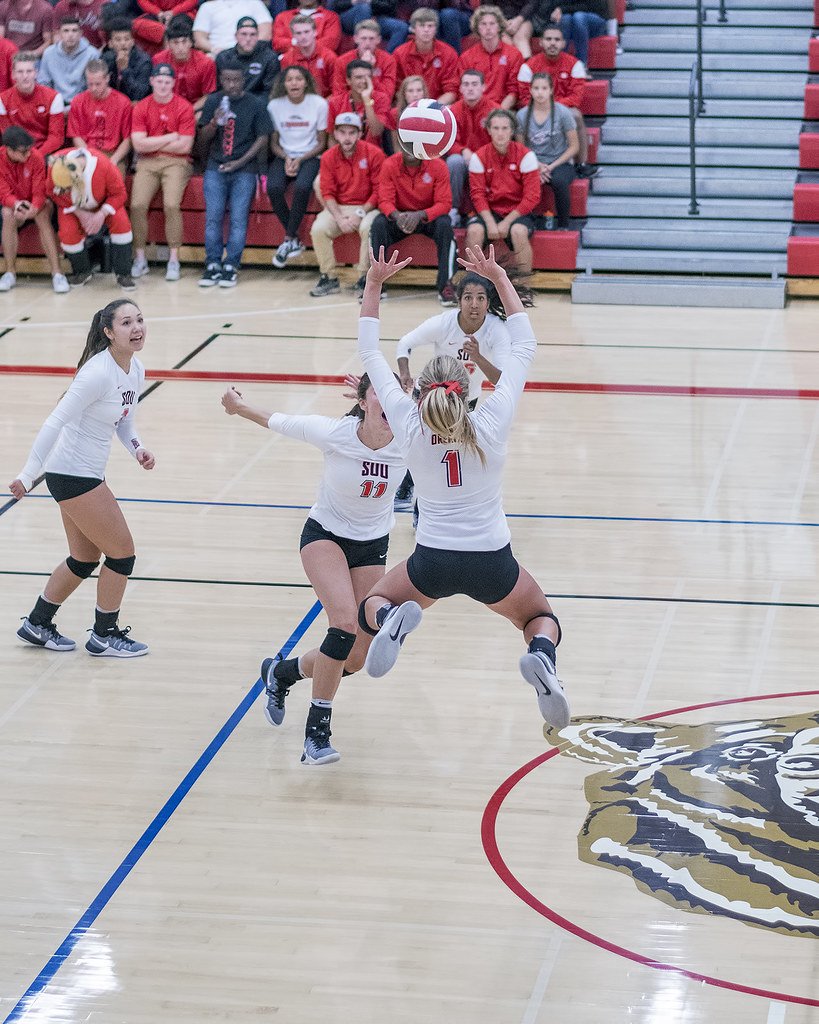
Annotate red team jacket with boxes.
[0,84,65,157]
[458,41,523,106]
[280,46,336,96]
[273,7,341,54]
[516,51,586,109]
[332,47,397,99]
[0,144,46,208]
[393,39,459,99]
[447,95,494,156]
[468,140,540,217]
[319,139,384,207]
[377,153,451,222]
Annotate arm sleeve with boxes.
[319,10,341,51]
[473,311,536,444]
[272,11,293,53]
[517,150,541,215]
[395,315,441,361]
[115,411,143,456]
[468,150,490,213]
[35,51,52,86]
[377,161,397,216]
[39,93,66,157]
[366,147,384,206]
[358,316,416,441]
[31,152,46,207]
[439,48,460,94]
[266,412,340,451]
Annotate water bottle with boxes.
[545,210,555,230]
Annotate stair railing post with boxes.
[718,0,728,24]
[696,0,705,114]
[688,60,700,216]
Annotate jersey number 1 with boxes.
[441,449,462,488]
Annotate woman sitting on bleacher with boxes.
[516,71,577,229]
[384,74,428,153]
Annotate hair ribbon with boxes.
[431,380,463,396]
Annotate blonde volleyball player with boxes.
[10,300,153,658]
[220,374,405,764]
[355,245,570,730]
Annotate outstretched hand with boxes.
[367,246,413,285]
[221,385,244,415]
[456,244,506,283]
[8,479,26,500]
[343,373,361,400]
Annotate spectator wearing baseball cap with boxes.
[192,0,271,58]
[129,59,195,281]
[309,110,383,298]
[153,15,215,113]
[215,15,279,96]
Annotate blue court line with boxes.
[2,599,323,1024]
[3,493,818,529]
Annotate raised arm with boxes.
[221,387,337,449]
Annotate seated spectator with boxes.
[520,0,606,65]
[517,23,595,175]
[154,16,216,112]
[458,5,521,108]
[516,70,577,228]
[68,58,132,173]
[216,16,279,96]
[0,52,66,158]
[371,146,455,305]
[0,125,68,293]
[47,145,135,288]
[309,110,383,297]
[272,0,340,56]
[279,14,335,97]
[384,72,426,147]
[193,0,271,57]
[466,108,539,274]
[53,0,105,50]
[327,59,388,143]
[0,0,53,60]
[0,33,15,91]
[393,9,458,106]
[130,0,199,54]
[325,0,407,54]
[102,18,152,100]
[267,63,326,268]
[197,61,271,288]
[427,0,473,54]
[38,16,100,107]
[446,69,492,223]
[332,20,396,100]
[130,61,194,281]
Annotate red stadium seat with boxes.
[533,176,588,218]
[810,37,819,72]
[587,35,616,71]
[793,184,819,222]
[800,133,819,169]
[805,84,819,121]
[579,78,608,117]
[787,235,819,275]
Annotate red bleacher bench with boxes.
[369,227,579,271]
[800,133,819,170]
[815,0,819,28]
[587,35,616,71]
[793,184,819,222]
[787,235,819,275]
[580,79,608,117]
[810,37,819,73]
[805,83,819,121]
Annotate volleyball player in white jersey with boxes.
[355,245,570,730]
[221,374,405,764]
[9,300,153,658]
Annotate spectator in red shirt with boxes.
[0,125,67,292]
[309,111,383,297]
[0,34,16,90]
[384,72,426,149]
[371,147,455,305]
[129,62,195,281]
[273,0,341,56]
[0,52,66,157]
[52,0,105,50]
[459,5,522,109]
[279,14,335,97]
[327,59,388,143]
[517,23,595,174]
[446,69,493,223]
[154,16,216,113]
[0,0,53,59]
[332,20,396,101]
[68,58,132,173]
[393,8,459,106]
[466,109,540,274]
[131,0,198,53]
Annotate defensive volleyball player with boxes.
[220,374,405,764]
[9,300,153,658]
[355,245,570,730]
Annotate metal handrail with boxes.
[688,60,700,215]
[695,0,705,113]
[718,0,728,23]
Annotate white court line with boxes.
[0,655,65,732]
[520,931,564,1024]
[767,1001,787,1024]
[630,579,685,719]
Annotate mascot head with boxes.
[50,149,88,194]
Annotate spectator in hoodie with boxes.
[0,125,68,293]
[446,69,492,223]
[38,16,99,106]
[68,58,132,173]
[153,15,216,112]
[272,0,340,55]
[193,0,271,57]
[458,6,522,108]
[216,16,279,96]
[52,0,105,50]
[0,0,53,59]
[0,52,65,158]
[393,9,458,106]
[325,0,407,54]
[279,14,335,97]
[102,17,152,100]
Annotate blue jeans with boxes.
[203,167,257,268]
[437,8,471,53]
[332,3,409,51]
[559,11,607,64]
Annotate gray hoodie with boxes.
[37,37,100,105]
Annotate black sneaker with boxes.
[310,274,340,297]
[67,270,93,287]
[198,263,222,288]
[219,264,238,288]
[116,274,136,291]
[576,163,599,179]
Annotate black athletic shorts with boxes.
[45,473,104,502]
[407,542,521,605]
[467,211,536,243]
[299,516,389,569]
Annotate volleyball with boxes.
[397,99,458,160]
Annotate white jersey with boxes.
[267,413,406,541]
[17,348,144,491]
[395,310,512,405]
[359,312,536,552]
[193,0,272,51]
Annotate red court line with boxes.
[3,363,819,399]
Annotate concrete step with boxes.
[571,274,787,308]
[596,143,798,167]
[626,8,814,26]
[582,220,791,251]
[616,51,808,71]
[586,195,795,219]
[576,247,789,274]
[601,120,800,147]
[611,72,808,100]
[620,27,810,52]
[606,96,805,117]
[591,170,797,199]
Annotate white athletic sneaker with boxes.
[0,271,16,291]
[52,273,70,294]
[364,601,423,678]
[165,259,181,282]
[519,650,570,730]
[85,627,148,658]
[131,255,149,278]
[272,238,298,268]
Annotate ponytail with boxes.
[77,299,137,370]
[416,356,486,467]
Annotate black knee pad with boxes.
[104,554,136,577]
[319,627,356,662]
[524,610,562,646]
[358,600,379,637]
[66,556,99,579]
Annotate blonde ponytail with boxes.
[417,356,486,466]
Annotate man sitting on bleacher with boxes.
[272,0,340,56]
[101,17,152,101]
[278,14,336,97]
[68,58,132,174]
[458,5,522,109]
[154,16,216,114]
[216,16,279,96]
[446,68,492,225]
[332,20,396,101]
[517,23,595,177]
[37,15,100,106]
[393,8,459,106]
[327,59,388,143]
[193,0,272,58]
[0,52,66,159]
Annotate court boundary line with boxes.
[1,600,323,1024]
